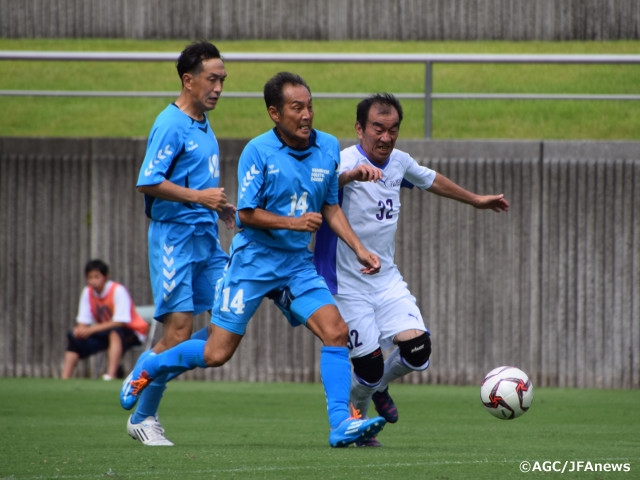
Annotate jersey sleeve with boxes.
[403,154,436,190]
[338,146,360,174]
[137,120,184,187]
[237,141,266,210]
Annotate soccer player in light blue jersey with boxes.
[121,72,386,448]
[315,93,509,446]
[122,41,235,446]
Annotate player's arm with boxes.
[321,203,380,275]
[138,181,228,213]
[73,320,128,339]
[218,204,237,229]
[427,173,509,212]
[338,164,382,188]
[72,289,96,338]
[237,208,323,232]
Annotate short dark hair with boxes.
[263,72,311,112]
[356,93,404,129]
[176,40,222,81]
[84,259,109,277]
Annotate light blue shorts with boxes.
[211,232,335,335]
[148,221,229,320]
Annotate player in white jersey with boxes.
[315,93,509,446]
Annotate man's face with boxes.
[86,270,108,294]
[185,58,227,112]
[356,103,400,165]
[269,83,314,149]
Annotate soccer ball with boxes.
[480,366,534,420]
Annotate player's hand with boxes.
[219,204,237,230]
[357,250,381,275]
[291,212,323,232]
[475,194,509,212]
[352,164,382,182]
[72,324,92,339]
[199,187,228,212]
[341,164,383,186]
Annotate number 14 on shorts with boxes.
[219,287,246,314]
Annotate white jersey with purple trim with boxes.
[315,144,436,295]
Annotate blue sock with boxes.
[144,339,207,377]
[190,326,210,341]
[131,327,209,423]
[320,346,351,429]
[131,372,169,424]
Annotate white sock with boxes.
[350,372,379,418]
[377,348,415,392]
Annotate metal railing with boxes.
[2,51,640,138]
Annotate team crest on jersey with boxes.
[311,168,329,183]
[379,177,403,188]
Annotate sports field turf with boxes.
[0,379,637,479]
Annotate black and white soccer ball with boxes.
[480,366,534,420]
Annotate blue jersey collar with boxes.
[273,128,318,151]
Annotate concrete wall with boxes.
[1,137,638,387]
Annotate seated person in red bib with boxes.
[62,259,149,380]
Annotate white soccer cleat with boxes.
[127,415,174,446]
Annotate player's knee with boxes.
[322,322,348,346]
[398,332,431,370]
[66,331,80,351]
[162,312,194,345]
[108,329,121,341]
[203,345,231,367]
[351,347,384,385]
[163,325,192,346]
[203,332,240,367]
[310,306,348,346]
[335,319,349,343]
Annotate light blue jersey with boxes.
[210,128,341,335]
[237,128,340,250]
[137,103,221,225]
[136,103,228,319]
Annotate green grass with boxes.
[1,39,639,139]
[1,379,638,479]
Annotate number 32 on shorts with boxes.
[347,329,363,350]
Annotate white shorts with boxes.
[333,277,429,358]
